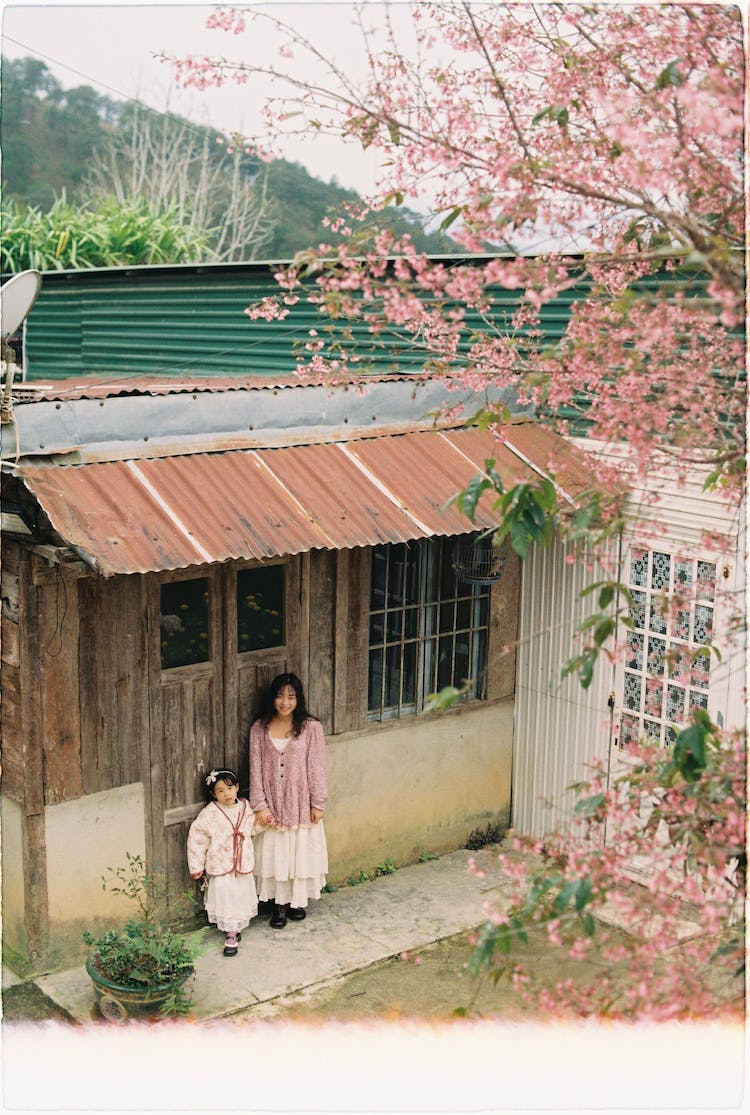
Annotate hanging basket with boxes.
[455,538,507,586]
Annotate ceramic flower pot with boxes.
[85,954,193,1022]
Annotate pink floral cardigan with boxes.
[249,717,328,828]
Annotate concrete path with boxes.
[27,847,507,1023]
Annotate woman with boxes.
[249,672,328,928]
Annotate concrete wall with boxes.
[43,782,147,958]
[324,699,514,881]
[1,796,26,957]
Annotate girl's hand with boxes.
[259,808,275,826]
[190,872,203,880]
[311,807,325,823]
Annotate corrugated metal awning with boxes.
[19,423,603,577]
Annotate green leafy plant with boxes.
[466,821,505,850]
[82,853,199,1017]
[374,858,398,877]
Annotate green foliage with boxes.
[421,681,472,714]
[1,56,456,264]
[450,464,558,560]
[82,853,199,1016]
[1,194,209,272]
[467,714,745,1018]
[346,858,399,885]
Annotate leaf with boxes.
[509,518,531,560]
[386,118,401,145]
[593,617,615,647]
[553,879,581,914]
[574,792,605,817]
[439,206,463,232]
[574,877,593,911]
[598,584,615,609]
[672,721,708,781]
[656,60,684,89]
[532,105,552,125]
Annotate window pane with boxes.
[370,611,385,645]
[401,641,417,708]
[437,633,454,690]
[387,544,408,603]
[386,609,403,642]
[439,600,455,633]
[237,566,284,652]
[368,647,384,712]
[385,643,402,709]
[161,578,209,669]
[455,596,472,630]
[370,546,387,608]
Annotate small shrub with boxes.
[466,821,505,850]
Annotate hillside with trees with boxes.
[0,55,457,268]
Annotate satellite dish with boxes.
[2,270,42,340]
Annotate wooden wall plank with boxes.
[17,551,49,954]
[38,570,82,804]
[343,546,370,732]
[486,546,520,701]
[308,549,336,732]
[79,574,150,795]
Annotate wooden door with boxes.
[148,566,227,919]
[147,558,303,919]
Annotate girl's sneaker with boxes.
[223,932,239,957]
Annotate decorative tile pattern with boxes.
[630,549,648,587]
[651,551,671,590]
[697,561,717,602]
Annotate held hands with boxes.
[258,808,277,827]
[311,807,325,824]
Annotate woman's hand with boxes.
[258,808,276,826]
[311,807,325,823]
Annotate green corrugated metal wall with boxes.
[20,260,712,389]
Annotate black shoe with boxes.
[223,934,239,956]
[287,907,306,921]
[257,899,273,916]
[270,904,288,929]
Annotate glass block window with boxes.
[237,565,284,652]
[161,578,209,669]
[620,550,716,747]
[368,535,490,721]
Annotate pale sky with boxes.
[1,0,390,193]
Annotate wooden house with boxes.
[1,260,743,971]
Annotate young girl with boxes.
[249,673,328,929]
[187,768,271,956]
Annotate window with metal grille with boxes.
[620,548,715,747]
[368,535,490,720]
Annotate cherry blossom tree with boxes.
[169,2,744,501]
[169,3,745,1019]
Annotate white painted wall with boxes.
[45,782,147,923]
[512,536,616,838]
[513,444,744,840]
[1,796,26,954]
[325,700,514,880]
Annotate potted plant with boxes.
[83,852,199,1022]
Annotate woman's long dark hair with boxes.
[256,672,313,737]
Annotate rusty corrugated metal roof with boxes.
[19,422,600,577]
[11,370,433,404]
